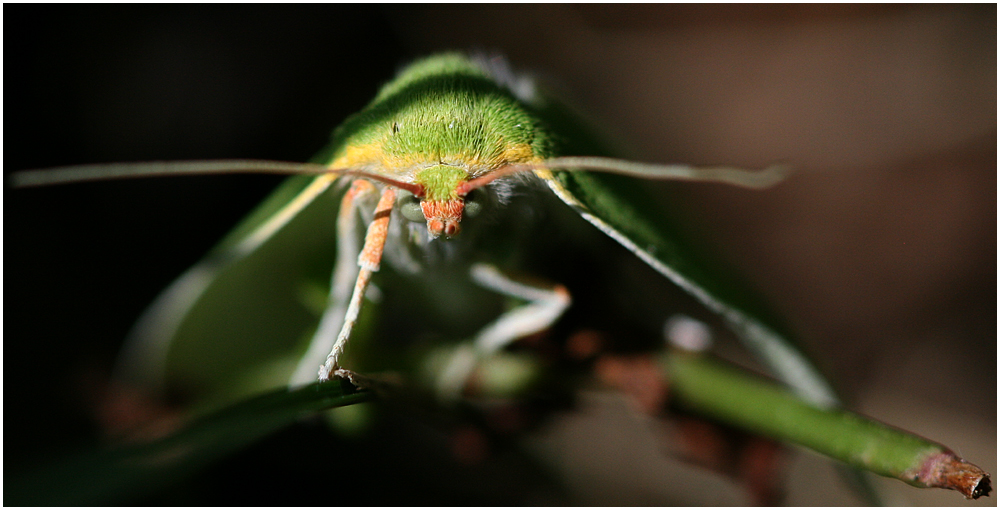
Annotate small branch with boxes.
[666,352,991,500]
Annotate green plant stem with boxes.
[665,352,991,500]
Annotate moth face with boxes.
[397,188,488,239]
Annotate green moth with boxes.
[13,53,829,408]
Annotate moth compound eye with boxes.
[463,188,485,218]
[398,193,425,223]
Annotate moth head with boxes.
[394,165,497,239]
[400,162,539,239]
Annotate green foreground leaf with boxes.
[7,380,372,506]
[9,352,989,505]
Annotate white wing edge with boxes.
[112,174,337,391]
[535,169,840,408]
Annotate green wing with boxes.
[531,91,840,408]
[115,174,346,409]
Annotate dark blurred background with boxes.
[5,5,994,505]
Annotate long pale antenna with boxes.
[9,159,425,195]
[543,157,792,189]
[10,160,330,186]
[457,157,791,194]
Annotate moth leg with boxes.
[436,263,571,401]
[318,186,396,382]
[289,179,376,385]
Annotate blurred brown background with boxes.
[6,4,994,505]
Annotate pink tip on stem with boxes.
[908,451,992,499]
